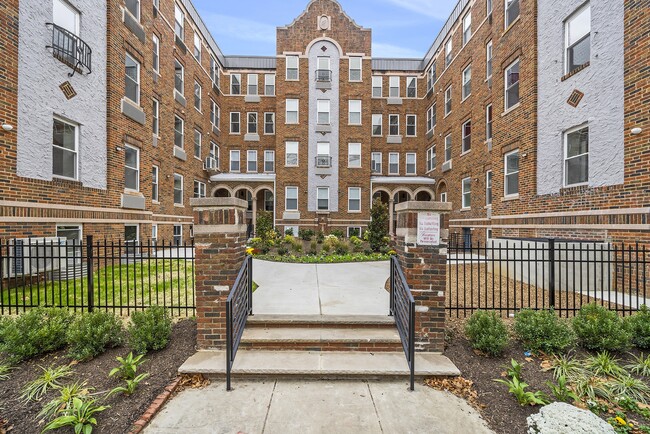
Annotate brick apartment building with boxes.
[0,0,647,246]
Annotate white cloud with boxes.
[372,42,423,58]
[382,0,456,20]
[202,14,276,43]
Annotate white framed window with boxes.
[564,125,589,187]
[193,129,202,158]
[440,192,447,202]
[193,180,206,198]
[444,134,452,162]
[174,3,184,39]
[505,59,520,110]
[427,65,436,92]
[210,142,219,163]
[125,224,140,247]
[285,186,298,210]
[53,0,80,35]
[230,112,240,134]
[348,143,361,168]
[372,114,382,136]
[210,56,220,87]
[152,165,159,202]
[247,150,257,172]
[173,224,182,245]
[406,153,416,175]
[230,73,241,95]
[317,187,329,211]
[462,12,472,45]
[194,81,202,111]
[193,33,201,62]
[316,57,330,81]
[152,98,159,136]
[462,65,471,100]
[486,40,493,80]
[406,77,417,98]
[285,141,298,166]
[389,114,399,136]
[125,53,140,104]
[230,150,240,172]
[445,38,453,67]
[486,170,493,206]
[316,142,330,167]
[124,145,139,191]
[389,76,400,98]
[174,115,184,149]
[264,113,275,134]
[504,149,520,196]
[462,177,471,209]
[371,152,382,174]
[52,117,78,180]
[349,56,362,81]
[264,191,274,211]
[462,119,472,153]
[427,104,436,133]
[247,112,258,134]
[348,227,362,238]
[317,100,330,125]
[444,86,452,115]
[486,104,493,142]
[426,146,436,172]
[372,76,382,98]
[247,73,258,95]
[151,224,158,244]
[265,74,275,95]
[264,150,275,172]
[348,187,361,212]
[125,0,140,21]
[565,4,591,75]
[286,99,299,124]
[174,59,184,96]
[210,100,220,129]
[348,100,361,125]
[406,115,417,137]
[152,34,160,74]
[505,0,520,28]
[286,55,299,80]
[389,152,399,174]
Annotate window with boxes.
[174,59,184,96]
[173,225,182,245]
[427,105,437,132]
[125,53,140,104]
[444,86,452,115]
[151,224,157,244]
[265,74,275,95]
[486,170,493,206]
[406,77,417,98]
[230,150,240,172]
[426,146,436,172]
[389,153,399,174]
[52,117,78,180]
[193,180,206,198]
[173,174,183,205]
[406,115,417,137]
[565,4,591,75]
[372,76,382,97]
[317,57,330,81]
[462,12,472,45]
[317,187,329,211]
[564,125,589,186]
[264,113,275,134]
[247,74,258,95]
[286,55,299,80]
[445,38,452,67]
[193,129,201,158]
[504,149,520,196]
[247,112,258,134]
[264,150,275,172]
[486,41,493,80]
[152,166,159,202]
[406,153,416,175]
[174,3,184,39]
[286,99,299,124]
[230,73,240,95]
[210,142,219,165]
[389,76,400,98]
[247,150,257,172]
[174,115,184,149]
[348,100,361,125]
[389,114,399,136]
[348,187,361,212]
[264,191,274,211]
[152,98,159,136]
[440,192,447,202]
[348,227,361,238]
[427,65,436,92]
[462,120,471,153]
[317,100,330,125]
[444,134,452,162]
[210,56,220,87]
[53,0,79,35]
[152,35,160,74]
[124,145,139,191]
[194,81,201,111]
[349,56,362,81]
[230,112,240,134]
[371,152,382,173]
[193,33,201,61]
[372,114,382,136]
[316,142,330,167]
[210,100,220,129]
[486,104,493,142]
[505,0,520,28]
[505,59,520,110]
[286,187,298,210]
[285,141,298,166]
[125,225,139,248]
[348,143,361,168]
[125,0,140,21]
[462,65,471,100]
[462,177,471,208]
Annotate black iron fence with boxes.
[390,256,415,391]
[0,236,195,316]
[447,239,648,317]
[226,256,253,391]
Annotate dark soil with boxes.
[0,319,196,434]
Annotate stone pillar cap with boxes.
[190,197,248,209]
[394,201,452,213]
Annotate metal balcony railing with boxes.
[46,23,92,77]
[315,155,332,168]
[315,69,332,82]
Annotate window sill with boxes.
[425,169,436,174]
[484,205,492,210]
[461,95,471,103]
[152,200,160,205]
[460,207,471,212]
[502,16,521,37]
[174,204,185,208]
[406,135,417,138]
[460,149,471,157]
[501,103,520,117]
[194,156,202,161]
[230,132,241,135]
[444,112,452,119]
[348,211,362,214]
[501,194,519,202]
[561,62,590,81]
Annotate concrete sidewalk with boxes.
[143,380,494,434]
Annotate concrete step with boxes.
[247,314,395,328]
[179,350,461,379]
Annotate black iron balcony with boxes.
[315,155,332,168]
[46,23,92,77]
[316,69,332,82]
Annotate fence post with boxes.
[86,235,94,312]
[548,238,555,309]
[248,255,253,315]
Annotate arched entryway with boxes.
[213,187,231,198]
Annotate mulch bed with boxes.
[0,319,196,434]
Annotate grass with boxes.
[1,259,194,314]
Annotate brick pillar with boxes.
[191,197,248,350]
[394,201,452,353]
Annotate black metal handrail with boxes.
[226,255,253,391]
[46,23,92,77]
[389,256,415,390]
[316,69,332,82]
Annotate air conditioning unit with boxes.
[204,156,218,172]
[1,237,67,278]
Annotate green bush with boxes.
[128,306,172,354]
[309,240,318,255]
[298,228,315,241]
[256,211,274,240]
[572,303,631,351]
[626,305,650,349]
[0,307,73,363]
[367,198,389,252]
[277,246,288,256]
[66,311,124,361]
[513,309,575,354]
[334,242,350,255]
[316,231,325,244]
[465,310,509,357]
[330,229,345,238]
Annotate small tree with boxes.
[256,210,274,240]
[367,198,389,252]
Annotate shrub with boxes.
[626,305,650,349]
[128,306,172,354]
[298,228,315,241]
[330,229,345,238]
[572,303,631,351]
[513,309,575,354]
[309,240,318,255]
[277,246,288,256]
[256,211,274,240]
[66,311,124,361]
[465,310,509,357]
[316,231,325,244]
[322,243,332,253]
[334,242,349,255]
[367,198,389,252]
[0,307,73,363]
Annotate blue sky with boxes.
[192,0,458,59]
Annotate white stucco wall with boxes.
[537,0,624,195]
[17,0,107,189]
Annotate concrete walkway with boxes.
[252,260,390,316]
[143,380,494,434]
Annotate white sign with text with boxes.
[417,212,441,246]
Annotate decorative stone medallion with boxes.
[318,15,331,30]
